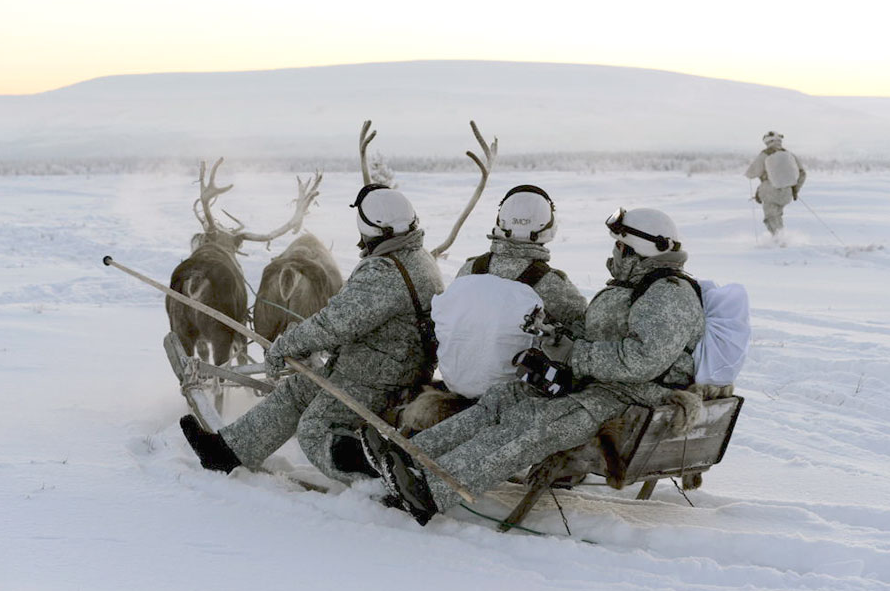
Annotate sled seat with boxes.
[499,394,744,531]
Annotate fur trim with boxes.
[666,389,704,436]
[396,388,476,436]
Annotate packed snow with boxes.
[2,168,889,590]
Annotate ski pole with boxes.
[797,198,847,247]
[102,255,476,503]
[748,179,760,245]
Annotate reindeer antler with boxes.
[359,120,378,186]
[430,121,498,258]
[237,171,324,247]
[194,157,234,234]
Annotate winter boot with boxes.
[179,415,242,474]
[331,433,380,478]
[359,424,438,526]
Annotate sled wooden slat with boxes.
[499,395,743,532]
[617,396,744,485]
[163,332,273,393]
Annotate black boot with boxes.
[359,424,438,526]
[330,433,380,478]
[179,415,242,474]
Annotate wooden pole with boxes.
[103,255,475,502]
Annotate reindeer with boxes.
[167,158,250,373]
[253,174,344,343]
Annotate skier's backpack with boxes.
[692,280,751,386]
[431,254,550,398]
[629,270,750,386]
[764,150,800,189]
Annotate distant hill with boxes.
[2,60,889,160]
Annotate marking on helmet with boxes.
[512,218,532,225]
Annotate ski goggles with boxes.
[605,207,680,253]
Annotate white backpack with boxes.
[764,150,800,189]
[431,274,543,398]
[692,280,751,385]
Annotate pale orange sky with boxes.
[2,0,888,96]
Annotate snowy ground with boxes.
[1,169,889,590]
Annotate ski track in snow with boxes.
[2,171,889,590]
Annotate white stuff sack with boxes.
[693,280,751,386]
[764,151,800,189]
[431,274,543,398]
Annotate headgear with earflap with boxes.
[762,131,784,145]
[491,184,557,244]
[351,184,418,240]
[605,207,682,257]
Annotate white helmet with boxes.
[491,185,556,244]
[606,207,681,257]
[762,130,784,146]
[351,184,418,238]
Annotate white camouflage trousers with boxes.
[410,380,627,512]
[219,370,391,484]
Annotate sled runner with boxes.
[163,331,272,431]
[498,393,744,532]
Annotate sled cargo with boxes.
[499,394,744,531]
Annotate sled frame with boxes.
[499,395,744,531]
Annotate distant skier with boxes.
[361,207,705,525]
[745,131,807,238]
[179,184,444,484]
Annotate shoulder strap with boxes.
[470,252,493,275]
[382,254,438,382]
[515,260,551,287]
[383,254,426,317]
[630,268,702,306]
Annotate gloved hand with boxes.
[264,340,287,380]
[753,195,762,204]
[540,333,574,364]
[264,335,308,379]
[792,187,799,201]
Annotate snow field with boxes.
[1,170,889,590]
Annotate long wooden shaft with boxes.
[103,255,475,502]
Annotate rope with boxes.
[458,503,597,545]
[670,477,695,508]
[244,276,307,322]
[549,486,572,536]
[798,198,847,247]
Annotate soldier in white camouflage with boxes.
[745,131,807,236]
[361,207,705,525]
[180,185,444,484]
[457,184,587,325]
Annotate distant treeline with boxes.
[1,153,887,176]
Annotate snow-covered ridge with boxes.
[2,60,889,160]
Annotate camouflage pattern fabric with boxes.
[410,247,704,512]
[457,238,587,325]
[220,230,444,483]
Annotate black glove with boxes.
[513,348,573,398]
[792,187,799,200]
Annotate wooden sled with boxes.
[499,394,744,532]
[164,332,273,432]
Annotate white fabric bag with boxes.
[431,274,543,398]
[764,151,800,189]
[693,280,751,385]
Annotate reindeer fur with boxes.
[167,242,248,366]
[254,233,343,343]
